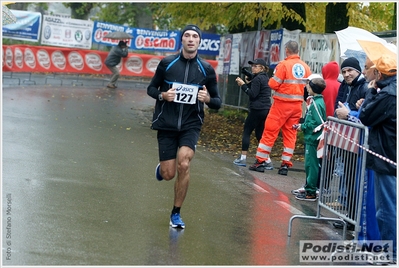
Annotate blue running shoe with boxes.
[155,163,163,181]
[170,213,185,229]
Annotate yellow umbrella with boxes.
[357,39,397,64]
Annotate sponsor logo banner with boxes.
[2,10,42,42]
[2,45,218,78]
[92,21,134,48]
[41,15,94,49]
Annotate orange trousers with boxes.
[256,99,303,167]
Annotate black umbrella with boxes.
[104,31,133,40]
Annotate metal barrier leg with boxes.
[288,215,347,239]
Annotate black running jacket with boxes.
[147,51,221,131]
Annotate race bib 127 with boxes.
[172,82,199,105]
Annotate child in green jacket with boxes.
[294,77,327,201]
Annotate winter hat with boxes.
[341,57,362,73]
[181,24,202,41]
[309,78,326,94]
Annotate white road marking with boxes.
[251,182,269,193]
[274,200,305,215]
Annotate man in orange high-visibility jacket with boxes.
[249,40,311,176]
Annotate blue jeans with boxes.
[374,171,396,261]
[358,169,380,241]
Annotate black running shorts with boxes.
[157,128,200,161]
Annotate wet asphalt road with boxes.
[2,73,347,266]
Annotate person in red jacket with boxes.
[249,40,311,175]
[321,61,341,117]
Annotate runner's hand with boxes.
[198,86,210,103]
[163,88,176,102]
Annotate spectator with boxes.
[332,56,381,242]
[294,77,327,201]
[296,62,340,196]
[359,54,397,263]
[363,57,378,83]
[105,40,129,89]
[334,57,367,119]
[292,73,323,196]
[147,24,221,229]
[352,56,379,111]
[328,57,368,228]
[249,40,311,175]
[233,59,272,167]
[321,61,341,117]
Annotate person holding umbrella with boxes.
[104,40,129,89]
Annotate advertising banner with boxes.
[269,28,283,69]
[41,15,94,49]
[2,10,42,42]
[229,33,241,75]
[132,28,180,52]
[222,34,233,75]
[299,33,333,74]
[281,28,302,60]
[198,33,221,56]
[239,31,257,68]
[92,21,134,48]
[215,36,225,75]
[254,30,271,64]
[2,44,162,77]
[2,45,218,78]
[268,28,301,69]
[324,33,342,64]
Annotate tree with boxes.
[325,3,349,33]
[150,2,396,34]
[63,3,96,20]
[348,2,396,32]
[281,3,306,31]
[305,3,327,33]
[152,2,304,33]
[94,3,153,28]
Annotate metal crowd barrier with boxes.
[288,116,369,241]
